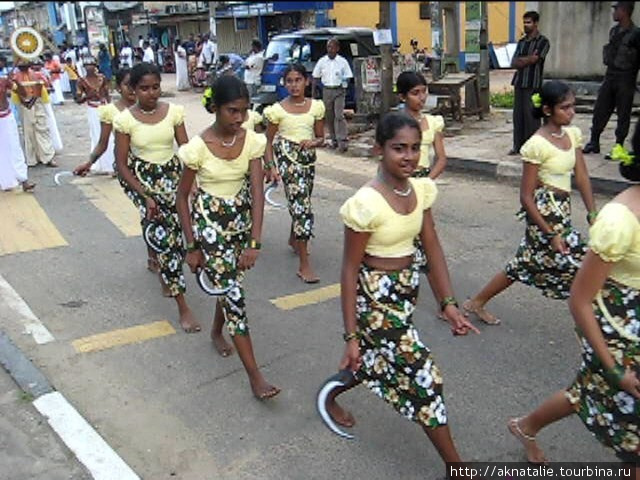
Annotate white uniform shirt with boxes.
[243,50,264,85]
[143,46,155,63]
[201,39,216,64]
[312,54,353,88]
[120,46,133,67]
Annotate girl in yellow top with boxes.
[74,68,136,176]
[464,81,596,325]
[264,63,325,284]
[324,112,478,473]
[114,63,201,334]
[509,165,640,465]
[396,71,447,179]
[176,75,279,400]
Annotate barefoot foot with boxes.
[179,308,201,334]
[508,417,547,464]
[462,299,501,325]
[211,333,234,357]
[250,376,281,400]
[297,265,319,284]
[326,398,356,428]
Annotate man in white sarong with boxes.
[174,39,190,91]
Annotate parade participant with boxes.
[312,38,353,152]
[63,57,79,98]
[44,52,64,105]
[176,75,280,399]
[0,73,35,191]
[174,39,189,91]
[396,71,447,179]
[114,62,200,333]
[11,59,56,167]
[264,63,325,283]
[326,112,478,472]
[74,68,135,177]
[76,57,113,173]
[31,59,63,154]
[509,160,640,466]
[463,81,597,325]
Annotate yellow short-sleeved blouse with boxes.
[340,177,438,258]
[419,114,444,168]
[589,202,640,289]
[178,129,266,199]
[520,126,582,192]
[242,110,263,132]
[113,103,185,164]
[98,103,121,124]
[263,100,325,143]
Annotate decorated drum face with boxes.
[11,27,44,60]
[196,269,234,296]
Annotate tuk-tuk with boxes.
[252,27,379,112]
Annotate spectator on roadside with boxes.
[312,37,353,152]
[244,39,264,98]
[142,41,155,64]
[509,10,550,155]
[174,39,190,91]
[119,41,133,68]
[64,56,79,98]
[138,35,144,49]
[184,33,196,57]
[583,1,640,159]
[200,33,216,68]
[98,43,112,81]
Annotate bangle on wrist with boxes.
[343,331,358,342]
[248,238,261,250]
[587,210,598,223]
[186,241,199,253]
[440,296,458,312]
[603,363,625,387]
[544,231,557,240]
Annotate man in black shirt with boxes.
[583,1,640,157]
[509,11,550,155]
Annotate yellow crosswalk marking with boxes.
[270,283,341,311]
[0,190,68,256]
[74,176,141,237]
[72,320,176,353]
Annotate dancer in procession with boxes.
[509,157,640,467]
[114,62,201,333]
[31,59,63,154]
[463,81,597,325]
[326,112,478,472]
[44,52,64,105]
[264,63,325,283]
[176,75,280,399]
[76,57,113,174]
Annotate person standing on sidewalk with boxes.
[583,1,640,158]
[312,38,352,153]
[243,39,264,99]
[509,11,550,156]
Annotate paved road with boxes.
[0,91,620,480]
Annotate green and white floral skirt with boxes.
[356,263,447,428]
[505,186,586,300]
[273,137,316,241]
[120,153,186,297]
[566,279,640,463]
[192,184,252,337]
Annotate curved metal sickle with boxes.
[196,268,234,296]
[53,171,74,186]
[316,369,357,440]
[264,181,285,209]
[143,222,171,255]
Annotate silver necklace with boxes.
[293,98,306,107]
[137,103,156,115]
[378,172,412,197]
[550,129,566,138]
[221,134,237,148]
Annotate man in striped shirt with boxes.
[509,11,550,155]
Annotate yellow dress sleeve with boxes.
[520,135,545,165]
[263,103,283,125]
[177,136,203,171]
[112,110,132,134]
[247,131,267,159]
[251,110,263,127]
[589,203,636,262]
[567,126,583,149]
[340,189,380,232]
[430,115,445,133]
[98,103,115,124]
[172,104,185,126]
[413,177,438,210]
[311,100,326,120]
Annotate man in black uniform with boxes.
[583,1,640,157]
[509,11,550,155]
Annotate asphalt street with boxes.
[0,86,620,480]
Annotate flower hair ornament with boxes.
[531,93,542,108]
[202,86,214,107]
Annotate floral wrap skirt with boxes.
[120,153,186,297]
[566,279,640,463]
[504,186,586,300]
[356,263,448,428]
[192,185,252,337]
[273,137,316,241]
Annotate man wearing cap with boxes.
[583,1,640,158]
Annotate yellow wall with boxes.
[396,2,431,54]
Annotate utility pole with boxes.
[379,1,393,115]
[430,2,443,80]
[478,1,490,113]
[208,1,218,58]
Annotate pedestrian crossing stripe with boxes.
[270,283,341,311]
[71,320,176,353]
[0,190,68,256]
[74,176,141,237]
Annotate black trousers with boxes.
[590,74,636,145]
[513,87,541,152]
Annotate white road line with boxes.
[33,391,140,480]
[0,274,55,344]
